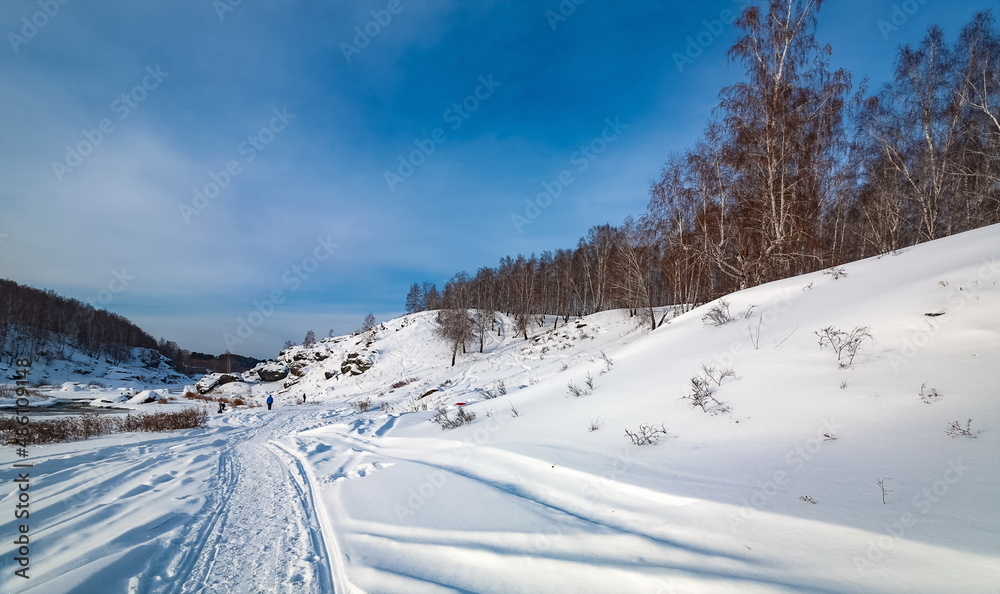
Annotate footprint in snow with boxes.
[321,461,395,485]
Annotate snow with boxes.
[2,224,998,593]
[0,346,188,391]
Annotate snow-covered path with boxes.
[0,406,346,594]
[162,411,335,594]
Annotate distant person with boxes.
[266,394,273,410]
[302,393,306,403]
[218,402,226,414]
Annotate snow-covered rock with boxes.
[340,351,375,376]
[256,362,289,382]
[127,389,164,404]
[89,389,131,407]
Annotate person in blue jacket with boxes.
[266,394,273,410]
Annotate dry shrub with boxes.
[390,377,419,390]
[0,408,209,445]
[624,423,668,445]
[431,406,476,429]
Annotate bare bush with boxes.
[684,376,718,412]
[353,398,373,412]
[584,372,594,391]
[509,403,519,418]
[823,266,848,280]
[876,477,892,504]
[800,495,817,504]
[919,383,942,404]
[684,364,734,413]
[599,350,614,372]
[700,364,734,386]
[701,298,734,327]
[589,418,602,432]
[815,325,874,368]
[431,406,476,430]
[0,408,208,445]
[390,377,419,390]
[747,317,762,350]
[567,382,587,397]
[496,380,506,396]
[392,397,428,414]
[945,418,975,438]
[624,423,668,445]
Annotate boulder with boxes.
[196,375,219,394]
[341,352,373,376]
[257,363,290,383]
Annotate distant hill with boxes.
[0,279,260,384]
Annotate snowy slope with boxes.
[0,345,189,396]
[1,225,997,593]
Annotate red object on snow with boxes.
[454,402,466,406]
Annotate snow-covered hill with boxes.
[0,345,188,389]
[2,225,997,593]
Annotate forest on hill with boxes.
[407,4,998,338]
[0,279,259,374]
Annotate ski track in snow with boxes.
[163,412,335,594]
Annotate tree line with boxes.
[406,1,998,365]
[0,278,160,367]
[0,278,259,374]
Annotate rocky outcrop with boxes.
[195,373,240,394]
[256,363,289,382]
[341,352,373,376]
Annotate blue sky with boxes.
[0,0,994,359]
